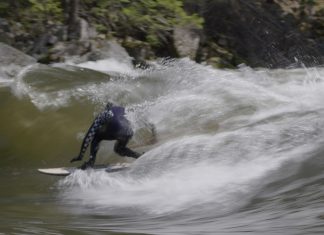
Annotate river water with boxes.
[0,58,323,234]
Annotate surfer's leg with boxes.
[80,138,100,169]
[114,137,141,159]
[89,138,100,164]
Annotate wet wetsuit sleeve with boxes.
[77,110,113,158]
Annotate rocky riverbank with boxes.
[0,0,323,68]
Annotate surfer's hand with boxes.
[70,156,82,163]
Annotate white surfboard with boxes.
[38,163,131,176]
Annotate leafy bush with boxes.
[121,0,203,46]
[27,0,63,23]
[1,0,63,34]
[83,0,203,46]
[0,2,10,16]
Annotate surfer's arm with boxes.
[71,110,113,163]
[79,123,97,158]
[70,122,97,163]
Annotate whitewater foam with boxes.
[71,58,137,76]
[4,58,324,218]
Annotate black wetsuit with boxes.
[71,104,140,169]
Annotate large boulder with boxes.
[48,39,133,66]
[202,0,324,68]
[173,25,201,60]
[197,41,238,68]
[0,42,37,78]
[122,37,155,63]
[0,42,36,67]
[78,18,98,42]
[34,18,97,62]
[84,40,132,65]
[0,18,13,45]
[47,40,91,63]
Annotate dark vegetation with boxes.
[0,0,323,68]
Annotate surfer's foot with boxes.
[132,151,143,159]
[70,155,82,163]
[80,161,94,170]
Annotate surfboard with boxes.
[38,163,131,176]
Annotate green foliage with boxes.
[27,0,63,23]
[300,0,316,5]
[2,0,203,47]
[120,0,203,46]
[0,2,10,16]
[81,0,123,35]
[0,0,62,34]
[83,0,203,46]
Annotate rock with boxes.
[173,25,201,60]
[36,18,98,63]
[0,18,13,44]
[78,18,97,41]
[0,42,36,67]
[47,35,58,45]
[122,37,155,63]
[47,39,133,66]
[47,40,91,63]
[0,18,10,32]
[0,42,37,79]
[0,32,13,45]
[83,40,132,65]
[31,33,51,57]
[67,18,97,41]
[202,0,324,68]
[197,41,239,68]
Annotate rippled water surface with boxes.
[0,58,324,234]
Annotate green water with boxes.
[1,60,324,234]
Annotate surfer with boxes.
[70,102,141,169]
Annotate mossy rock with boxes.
[122,37,155,61]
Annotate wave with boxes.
[1,58,324,223]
